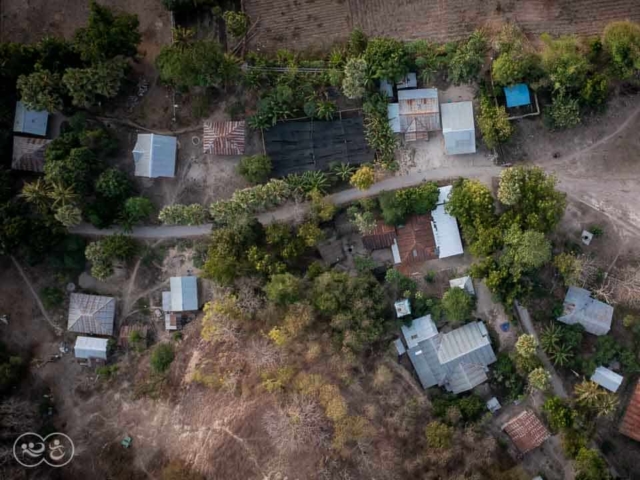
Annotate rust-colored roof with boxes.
[502,410,550,454]
[203,120,245,155]
[620,380,640,441]
[12,136,50,172]
[396,214,437,264]
[118,325,148,348]
[362,220,397,250]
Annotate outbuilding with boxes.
[591,366,623,393]
[504,84,531,108]
[132,134,177,178]
[440,101,476,155]
[74,336,109,360]
[14,101,48,137]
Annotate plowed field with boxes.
[245,0,640,52]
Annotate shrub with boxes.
[364,38,409,80]
[603,20,640,79]
[441,287,474,324]
[237,155,272,184]
[527,367,551,391]
[425,421,453,449]
[349,165,375,190]
[515,334,538,358]
[545,93,581,129]
[222,11,249,38]
[342,57,368,99]
[575,448,611,480]
[264,273,302,305]
[448,31,486,85]
[40,286,65,310]
[543,396,575,431]
[477,96,513,149]
[150,343,175,374]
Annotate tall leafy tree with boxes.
[62,57,128,108]
[16,69,64,111]
[73,1,141,63]
[540,34,589,93]
[502,225,552,273]
[441,287,474,324]
[364,38,409,81]
[603,20,640,79]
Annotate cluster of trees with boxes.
[445,166,566,305]
[377,181,440,225]
[85,234,137,280]
[16,2,140,112]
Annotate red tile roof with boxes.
[620,380,640,441]
[362,220,397,250]
[203,121,245,155]
[395,214,437,264]
[502,410,550,454]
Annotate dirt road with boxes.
[514,301,568,399]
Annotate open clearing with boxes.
[246,0,640,52]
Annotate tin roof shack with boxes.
[379,73,418,98]
[74,336,109,360]
[12,136,51,172]
[440,101,476,155]
[264,115,373,177]
[68,294,116,336]
[591,366,623,393]
[14,101,48,137]
[133,134,177,178]
[388,89,441,142]
[502,410,550,454]
[162,276,199,330]
[394,214,438,267]
[431,185,464,258]
[557,286,613,336]
[620,380,640,441]
[401,315,496,394]
[203,120,245,155]
[450,276,475,295]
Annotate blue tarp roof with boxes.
[504,84,531,108]
[14,101,48,136]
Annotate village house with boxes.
[590,366,623,393]
[619,380,640,442]
[502,410,550,454]
[132,133,177,178]
[67,293,116,336]
[401,315,496,394]
[14,101,48,137]
[74,336,109,360]
[440,101,476,155]
[162,276,199,331]
[557,286,613,336]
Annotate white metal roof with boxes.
[162,291,172,311]
[394,338,406,356]
[431,204,464,258]
[558,286,613,336]
[396,72,418,89]
[401,315,438,349]
[398,88,438,102]
[169,276,198,312]
[591,366,623,392]
[437,321,493,364]
[74,336,108,360]
[387,103,401,133]
[449,276,475,295]
[437,185,452,205]
[441,101,474,132]
[133,134,177,178]
[394,299,411,318]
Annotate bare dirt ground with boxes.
[245,0,640,52]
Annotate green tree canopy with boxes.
[603,20,640,79]
[237,155,272,184]
[342,57,369,99]
[150,343,175,374]
[491,24,539,86]
[477,96,513,149]
[502,226,552,273]
[441,287,474,324]
[540,34,589,92]
[62,57,128,108]
[95,168,132,200]
[17,69,64,111]
[575,448,611,480]
[445,177,497,247]
[364,38,409,81]
[448,31,487,85]
[264,273,303,305]
[73,1,141,63]
[44,146,99,196]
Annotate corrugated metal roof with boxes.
[74,336,108,360]
[170,276,198,312]
[11,136,50,172]
[394,338,406,356]
[431,204,464,258]
[68,293,115,336]
[557,286,613,336]
[387,103,401,133]
[396,214,437,264]
[447,363,488,394]
[441,102,476,155]
[397,89,441,140]
[502,410,550,454]
[162,291,172,311]
[437,185,452,205]
[437,321,494,364]
[401,315,439,349]
[504,84,531,108]
[396,73,418,90]
[133,134,177,178]
[619,380,640,441]
[14,101,48,136]
[449,276,475,295]
[591,366,623,392]
[203,121,245,155]
[362,220,397,250]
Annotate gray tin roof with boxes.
[14,101,48,136]
[133,134,177,178]
[558,286,613,336]
[68,293,115,336]
[440,101,476,155]
[591,366,623,393]
[169,276,198,312]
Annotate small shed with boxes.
[440,101,476,155]
[449,276,475,295]
[504,84,531,108]
[487,397,501,413]
[591,366,623,393]
[12,136,51,172]
[14,101,48,137]
[74,336,109,360]
[393,338,406,356]
[132,134,177,178]
[169,276,198,312]
[557,286,613,336]
[395,299,411,318]
[379,73,418,97]
[203,120,245,155]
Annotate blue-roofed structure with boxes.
[133,134,177,178]
[14,101,48,136]
[504,84,531,108]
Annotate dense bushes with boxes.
[378,182,439,225]
[150,343,175,373]
[477,96,513,148]
[237,155,272,184]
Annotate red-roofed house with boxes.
[502,410,550,454]
[620,380,640,441]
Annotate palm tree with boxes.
[172,27,194,51]
[574,380,619,417]
[21,179,51,212]
[540,323,562,353]
[549,342,573,367]
[49,182,79,208]
[54,204,82,227]
[331,162,356,182]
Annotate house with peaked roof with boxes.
[68,293,116,336]
[203,120,245,155]
[14,101,48,137]
[502,410,550,454]
[557,286,613,336]
[388,88,441,142]
[619,380,640,442]
[74,336,109,360]
[12,136,51,172]
[591,366,623,393]
[162,276,199,330]
[401,315,496,394]
[132,134,177,178]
